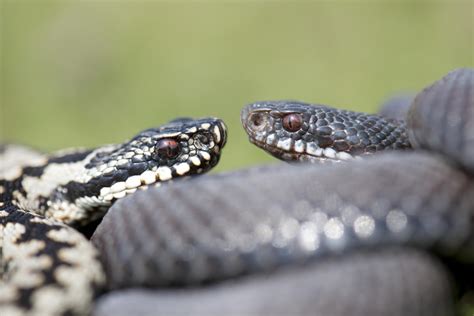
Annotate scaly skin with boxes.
[90,68,473,316]
[241,100,410,162]
[0,117,227,316]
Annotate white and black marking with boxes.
[0,117,227,315]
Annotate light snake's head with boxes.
[61,117,227,222]
[241,100,409,163]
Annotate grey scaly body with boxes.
[0,117,227,315]
[92,69,472,316]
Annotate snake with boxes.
[0,117,227,315]
[91,68,473,316]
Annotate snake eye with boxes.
[282,114,302,132]
[155,139,180,159]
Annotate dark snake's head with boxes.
[57,117,227,224]
[241,100,409,163]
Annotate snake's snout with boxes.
[241,102,274,140]
[212,118,228,149]
[247,112,268,133]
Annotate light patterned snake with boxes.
[0,118,227,315]
[92,68,473,316]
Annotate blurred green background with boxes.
[1,0,473,172]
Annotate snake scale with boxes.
[0,118,227,315]
[91,68,473,316]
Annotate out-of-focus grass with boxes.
[1,1,473,172]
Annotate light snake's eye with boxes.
[282,113,302,132]
[155,139,180,159]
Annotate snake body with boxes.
[92,68,473,315]
[0,118,227,315]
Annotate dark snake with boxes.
[0,118,227,315]
[92,68,473,316]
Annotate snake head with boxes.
[85,117,227,198]
[241,100,409,163]
[53,117,227,225]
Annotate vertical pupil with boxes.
[283,114,302,132]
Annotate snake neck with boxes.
[0,147,114,227]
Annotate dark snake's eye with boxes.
[155,139,180,159]
[282,113,302,132]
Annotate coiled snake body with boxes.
[0,118,227,315]
[92,68,473,316]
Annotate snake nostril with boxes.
[198,134,210,145]
[249,113,266,131]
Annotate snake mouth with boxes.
[248,136,355,163]
[95,153,213,204]
[75,167,190,210]
[99,173,168,201]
